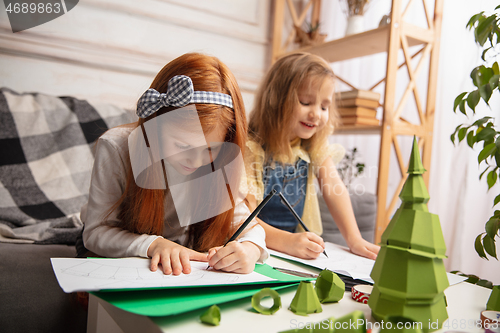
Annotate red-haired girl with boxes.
[80,53,268,275]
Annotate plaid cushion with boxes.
[0,88,134,244]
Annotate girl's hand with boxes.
[287,232,325,259]
[147,237,208,275]
[347,237,380,260]
[207,241,261,274]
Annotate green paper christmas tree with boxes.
[368,137,450,333]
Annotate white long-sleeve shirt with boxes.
[81,126,268,262]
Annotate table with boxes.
[87,256,493,333]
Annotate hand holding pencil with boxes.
[207,189,277,272]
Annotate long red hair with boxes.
[111,53,247,252]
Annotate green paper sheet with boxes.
[91,263,312,317]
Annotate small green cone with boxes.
[289,281,323,316]
[200,304,221,326]
[486,285,500,311]
[315,269,345,303]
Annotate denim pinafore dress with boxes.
[257,157,309,232]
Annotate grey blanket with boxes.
[0,88,133,244]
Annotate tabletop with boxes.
[87,256,493,333]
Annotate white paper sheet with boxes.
[270,242,375,283]
[50,258,275,293]
[269,242,468,286]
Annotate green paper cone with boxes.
[315,269,345,303]
[252,287,282,315]
[200,304,221,326]
[487,285,500,311]
[289,281,323,316]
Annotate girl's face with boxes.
[289,76,334,141]
[163,123,226,176]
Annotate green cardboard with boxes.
[251,287,282,315]
[91,263,311,317]
[486,285,500,311]
[289,281,323,316]
[315,269,345,303]
[368,137,449,333]
[200,304,220,326]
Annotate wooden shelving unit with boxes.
[271,0,444,243]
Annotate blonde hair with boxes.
[249,52,337,161]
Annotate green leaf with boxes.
[467,90,480,111]
[495,138,500,166]
[480,166,490,180]
[490,74,500,90]
[471,67,481,87]
[475,233,488,259]
[467,130,475,148]
[493,62,499,75]
[476,127,497,143]
[477,279,494,289]
[459,99,467,115]
[483,234,497,259]
[481,47,491,61]
[467,12,484,29]
[465,274,480,284]
[479,65,494,85]
[458,127,467,142]
[479,142,497,164]
[479,83,493,103]
[476,15,496,46]
[487,169,498,189]
[453,92,467,112]
[494,194,500,206]
[473,116,493,127]
[485,216,500,239]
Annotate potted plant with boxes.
[451,5,500,260]
[337,147,365,189]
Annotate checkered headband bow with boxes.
[136,75,234,118]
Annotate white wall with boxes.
[0,0,271,110]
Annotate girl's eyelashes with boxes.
[299,100,310,106]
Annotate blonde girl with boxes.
[80,53,268,275]
[246,52,379,260]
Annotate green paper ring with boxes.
[251,288,281,315]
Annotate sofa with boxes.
[0,88,134,332]
[0,88,376,332]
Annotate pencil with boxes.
[278,192,328,258]
[207,189,277,269]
